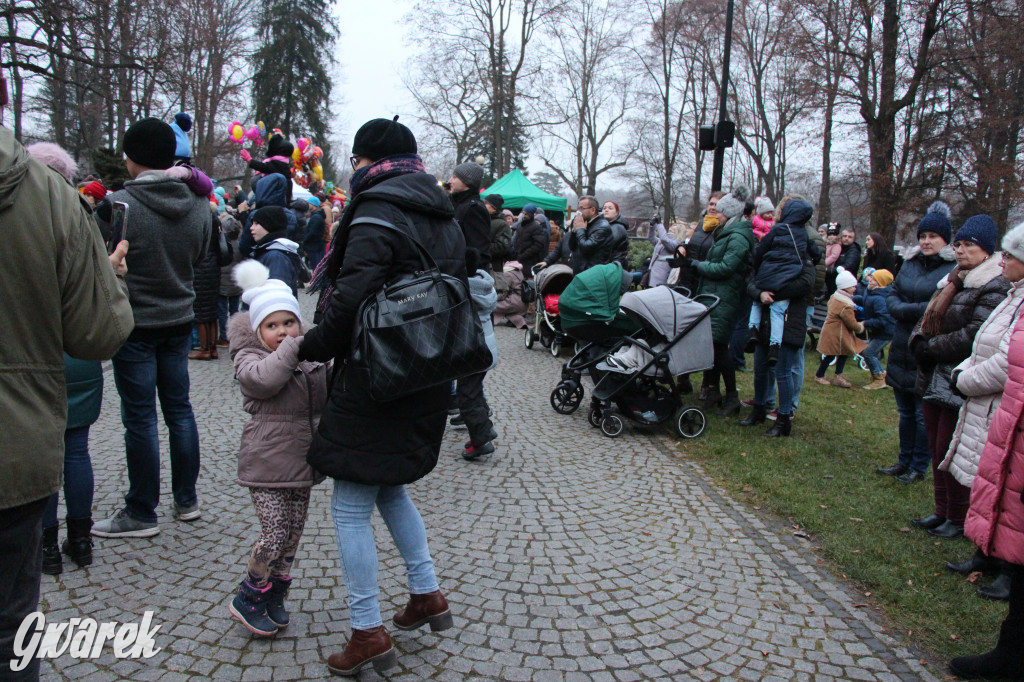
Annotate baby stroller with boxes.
[549,263,638,415]
[589,287,718,439]
[525,263,575,356]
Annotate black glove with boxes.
[667,255,693,269]
[911,337,935,366]
[950,369,966,399]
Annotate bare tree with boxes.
[535,0,635,195]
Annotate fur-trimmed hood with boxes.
[937,252,1004,291]
[903,243,956,264]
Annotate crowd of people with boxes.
[1,77,1022,681]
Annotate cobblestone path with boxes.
[39,297,938,680]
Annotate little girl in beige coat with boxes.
[816,266,868,387]
[226,261,329,638]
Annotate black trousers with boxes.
[456,371,494,446]
[0,496,48,681]
[702,341,736,394]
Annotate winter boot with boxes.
[701,385,723,411]
[831,373,852,388]
[744,327,759,353]
[266,575,292,628]
[716,392,742,417]
[393,590,454,632]
[229,580,279,637]
[207,322,219,360]
[977,563,1012,601]
[949,615,1024,679]
[765,413,793,437]
[739,406,768,426]
[62,517,93,568]
[863,372,888,390]
[767,343,780,366]
[326,626,397,676]
[189,324,212,360]
[41,526,62,576]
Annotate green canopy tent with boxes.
[481,169,568,214]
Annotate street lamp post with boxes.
[710,0,736,192]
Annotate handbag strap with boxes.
[348,216,440,274]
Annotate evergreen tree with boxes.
[251,0,337,178]
[467,101,529,185]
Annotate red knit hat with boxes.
[80,181,107,202]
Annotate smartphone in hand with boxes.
[107,201,130,254]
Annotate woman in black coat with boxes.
[189,208,225,360]
[876,203,956,484]
[863,232,897,275]
[298,118,463,677]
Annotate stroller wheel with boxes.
[600,414,624,438]
[524,328,535,349]
[588,406,603,427]
[550,381,584,415]
[551,340,561,357]
[858,354,868,371]
[676,407,706,439]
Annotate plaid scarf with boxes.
[307,154,426,317]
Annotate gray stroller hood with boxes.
[618,286,714,375]
[535,264,574,296]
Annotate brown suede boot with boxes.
[393,590,454,632]
[188,324,212,360]
[831,373,852,388]
[326,626,397,677]
[863,372,888,390]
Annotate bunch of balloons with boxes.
[227,120,265,147]
[292,137,324,188]
[325,181,347,208]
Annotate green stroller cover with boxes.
[559,263,636,333]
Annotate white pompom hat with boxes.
[835,266,858,290]
[233,260,301,331]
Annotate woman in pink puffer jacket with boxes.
[950,227,1024,680]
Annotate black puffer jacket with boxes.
[299,172,467,486]
[912,256,1008,397]
[192,216,223,323]
[514,217,547,274]
[885,245,957,391]
[746,259,816,349]
[676,221,716,295]
[451,189,492,266]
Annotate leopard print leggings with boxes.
[246,487,311,588]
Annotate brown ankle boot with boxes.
[831,373,852,388]
[326,626,396,677]
[207,322,219,359]
[393,590,454,632]
[188,324,211,360]
[863,372,888,390]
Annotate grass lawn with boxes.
[674,348,1006,665]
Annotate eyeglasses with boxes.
[349,155,359,170]
[953,240,979,249]
[1002,251,1020,262]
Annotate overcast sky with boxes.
[332,0,417,147]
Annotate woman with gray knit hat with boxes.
[907,214,1007,539]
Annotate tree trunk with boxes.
[817,94,835,224]
[866,116,897,245]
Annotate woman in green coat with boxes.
[674,187,756,416]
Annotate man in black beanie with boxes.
[447,161,491,271]
[92,117,213,539]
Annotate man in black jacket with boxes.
[570,196,618,271]
[448,161,491,269]
[484,193,512,274]
[512,204,548,276]
[838,226,863,276]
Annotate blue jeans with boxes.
[893,387,930,474]
[43,427,93,528]
[218,295,240,342]
[791,348,806,410]
[753,343,797,416]
[749,300,790,345]
[861,338,889,375]
[112,333,201,522]
[331,480,439,630]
